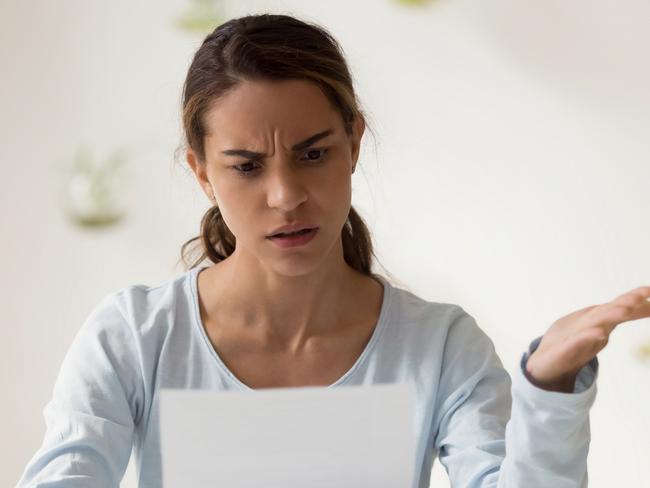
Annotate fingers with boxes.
[613,285,650,303]
[594,300,650,333]
[613,293,649,308]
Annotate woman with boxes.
[17,13,650,488]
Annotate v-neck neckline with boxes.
[189,265,393,391]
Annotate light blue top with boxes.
[16,265,599,488]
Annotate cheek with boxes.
[213,186,255,236]
[316,174,352,221]
[334,180,352,208]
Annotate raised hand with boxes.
[524,286,650,393]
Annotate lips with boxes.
[271,228,314,238]
[266,223,318,238]
[266,227,319,248]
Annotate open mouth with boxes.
[269,228,315,238]
[266,227,319,247]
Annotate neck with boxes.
[199,240,368,351]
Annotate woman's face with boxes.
[186,78,364,276]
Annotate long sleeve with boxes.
[16,293,144,488]
[431,307,598,488]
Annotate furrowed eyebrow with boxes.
[220,129,334,159]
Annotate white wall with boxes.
[2,0,649,486]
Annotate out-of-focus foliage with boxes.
[638,341,650,363]
[173,0,225,35]
[60,145,133,228]
[393,0,437,6]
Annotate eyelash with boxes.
[232,148,329,177]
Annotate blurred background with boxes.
[2,0,649,486]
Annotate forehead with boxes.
[203,79,342,146]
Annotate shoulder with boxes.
[384,279,471,336]
[80,268,199,342]
[382,280,495,359]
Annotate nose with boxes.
[265,158,308,212]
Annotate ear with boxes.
[186,149,216,203]
[349,115,365,165]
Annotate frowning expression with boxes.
[189,78,364,275]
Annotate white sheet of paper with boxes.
[159,382,416,488]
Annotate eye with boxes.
[232,149,328,178]
[301,148,328,163]
[232,161,261,177]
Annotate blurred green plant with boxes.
[60,144,133,228]
[638,341,650,363]
[173,0,225,35]
[393,0,437,6]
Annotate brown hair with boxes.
[177,14,380,276]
